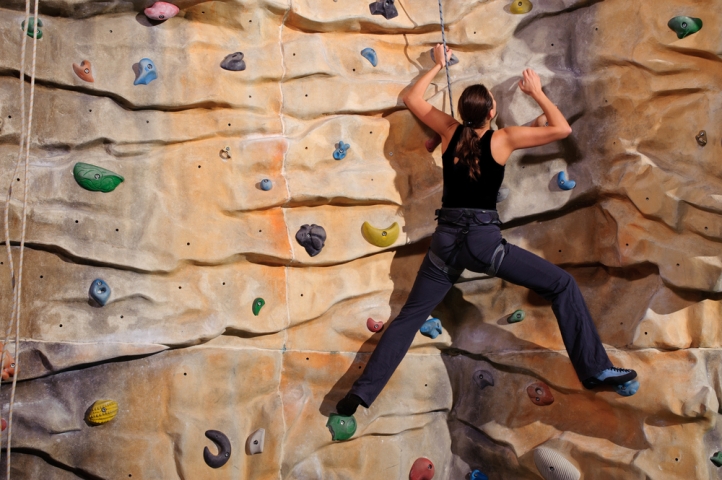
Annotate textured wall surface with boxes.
[0,0,720,478]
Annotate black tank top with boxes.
[441,125,505,210]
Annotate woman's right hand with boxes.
[518,68,542,97]
[433,43,452,68]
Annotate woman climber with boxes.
[336,44,637,417]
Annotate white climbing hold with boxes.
[533,447,580,480]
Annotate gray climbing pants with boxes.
[348,208,613,408]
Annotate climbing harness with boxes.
[2,0,41,476]
[437,0,455,118]
[429,208,507,277]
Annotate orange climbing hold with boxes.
[409,457,435,480]
[73,60,94,82]
[0,344,15,381]
[527,382,554,406]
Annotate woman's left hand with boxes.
[433,43,452,67]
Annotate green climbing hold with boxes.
[73,163,124,192]
[252,297,265,316]
[510,0,532,14]
[507,309,525,323]
[667,16,703,39]
[21,17,43,39]
[711,451,722,467]
[326,413,356,441]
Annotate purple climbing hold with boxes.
[369,0,398,20]
[429,48,459,66]
[221,52,246,72]
[295,224,327,257]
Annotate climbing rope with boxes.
[2,0,41,476]
[437,0,454,118]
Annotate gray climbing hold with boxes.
[473,369,494,390]
[369,0,398,20]
[533,447,580,480]
[557,171,576,190]
[361,48,378,67]
[89,279,111,306]
[295,224,327,257]
[497,186,510,203]
[260,179,272,191]
[221,52,246,72]
[616,380,639,397]
[245,428,265,455]
[429,48,459,66]
[419,318,442,339]
[203,430,232,469]
[333,141,350,160]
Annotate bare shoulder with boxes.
[490,128,514,166]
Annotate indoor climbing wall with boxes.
[0,0,720,479]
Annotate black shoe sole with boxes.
[582,371,637,389]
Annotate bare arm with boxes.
[497,69,572,152]
[402,44,458,143]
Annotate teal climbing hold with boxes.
[21,17,43,39]
[667,16,703,39]
[326,413,356,441]
[360,48,378,67]
[134,58,157,85]
[616,380,639,397]
[333,141,350,160]
[557,171,576,190]
[252,298,265,316]
[89,279,111,306]
[471,471,489,480]
[420,318,442,339]
[711,452,722,467]
[73,163,124,192]
[507,309,525,323]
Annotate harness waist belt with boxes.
[435,208,501,226]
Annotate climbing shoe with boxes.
[336,393,363,416]
[582,367,637,389]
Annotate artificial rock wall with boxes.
[0,0,720,479]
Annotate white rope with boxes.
[2,0,40,476]
[437,0,454,118]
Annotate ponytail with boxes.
[456,85,494,180]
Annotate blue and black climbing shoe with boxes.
[336,393,363,416]
[582,367,637,389]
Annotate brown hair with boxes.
[456,85,494,180]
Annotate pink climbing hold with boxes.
[144,1,179,21]
[409,457,435,480]
[367,317,384,332]
[425,133,442,152]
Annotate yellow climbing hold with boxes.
[362,221,399,248]
[86,400,119,425]
[510,0,532,14]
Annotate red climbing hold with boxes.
[527,382,554,406]
[409,457,435,480]
[367,317,384,332]
[1,419,6,431]
[425,133,442,152]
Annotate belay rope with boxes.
[437,0,454,118]
[2,0,41,476]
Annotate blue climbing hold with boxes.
[89,279,111,306]
[134,58,157,85]
[260,179,272,191]
[470,471,489,480]
[419,318,442,339]
[616,380,639,397]
[557,171,576,190]
[333,141,350,160]
[361,48,378,67]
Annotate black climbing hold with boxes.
[473,369,494,390]
[429,48,459,66]
[295,224,327,257]
[221,52,246,72]
[369,0,398,20]
[203,430,231,469]
[89,279,111,306]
